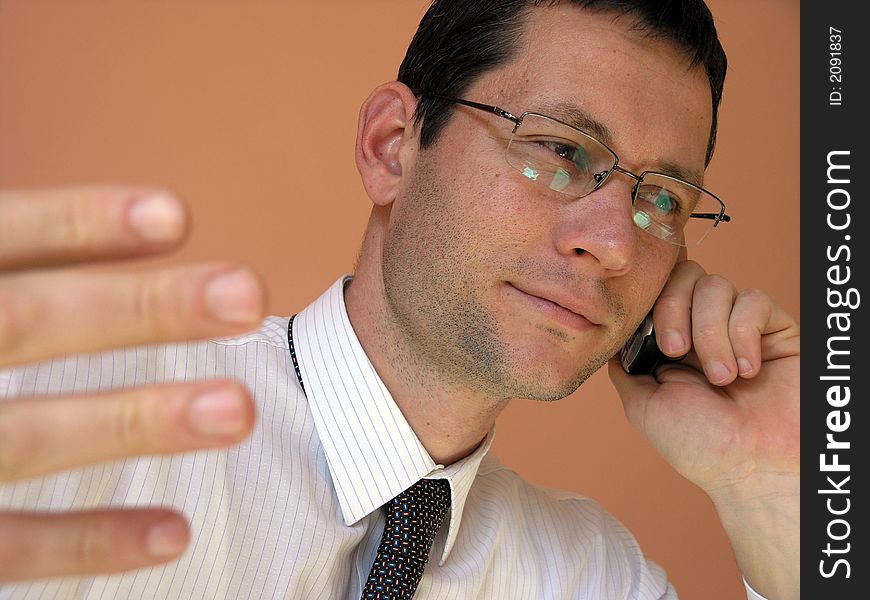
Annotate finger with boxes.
[0,381,255,483]
[677,246,689,262]
[0,187,188,271]
[0,509,189,581]
[691,274,739,385]
[727,288,772,378]
[729,288,801,377]
[0,262,266,368]
[652,259,706,357]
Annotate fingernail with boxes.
[659,330,685,355]
[706,361,732,384]
[205,268,263,324]
[188,388,249,437]
[146,517,189,558]
[128,192,185,242]
[738,358,753,376]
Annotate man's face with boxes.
[380,5,713,401]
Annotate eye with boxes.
[539,141,592,174]
[637,186,682,218]
[653,190,675,214]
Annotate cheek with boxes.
[433,167,540,262]
[476,171,548,242]
[387,159,504,277]
[630,243,680,308]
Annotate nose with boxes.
[552,172,638,276]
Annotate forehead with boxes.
[472,4,713,181]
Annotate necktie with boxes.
[361,478,451,600]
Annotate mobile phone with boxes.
[619,313,686,374]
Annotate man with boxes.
[0,1,798,599]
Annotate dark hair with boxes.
[398,0,727,165]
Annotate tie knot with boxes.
[395,478,451,506]
[382,479,451,563]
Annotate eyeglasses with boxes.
[426,95,731,247]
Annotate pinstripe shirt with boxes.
[0,277,763,599]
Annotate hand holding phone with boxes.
[619,313,686,374]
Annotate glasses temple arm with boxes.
[423,93,521,126]
[690,212,732,224]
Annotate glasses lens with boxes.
[506,113,616,198]
[632,173,724,246]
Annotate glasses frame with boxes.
[424,94,731,244]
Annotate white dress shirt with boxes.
[0,276,766,599]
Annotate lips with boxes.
[506,282,602,331]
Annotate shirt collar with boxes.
[292,276,493,563]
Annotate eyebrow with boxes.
[655,161,705,189]
[533,101,705,187]
[536,101,617,147]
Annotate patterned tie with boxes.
[361,479,451,600]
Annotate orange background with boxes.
[0,1,799,598]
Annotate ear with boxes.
[355,82,420,207]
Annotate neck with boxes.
[345,230,507,465]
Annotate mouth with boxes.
[505,282,602,332]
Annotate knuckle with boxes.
[0,523,18,577]
[738,287,768,304]
[130,277,170,338]
[113,391,154,453]
[0,443,15,485]
[0,407,28,483]
[674,258,703,274]
[76,518,112,571]
[57,194,96,251]
[693,325,721,344]
[653,293,684,313]
[699,273,733,293]
[730,322,757,339]
[0,285,23,357]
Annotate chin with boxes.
[494,339,613,402]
